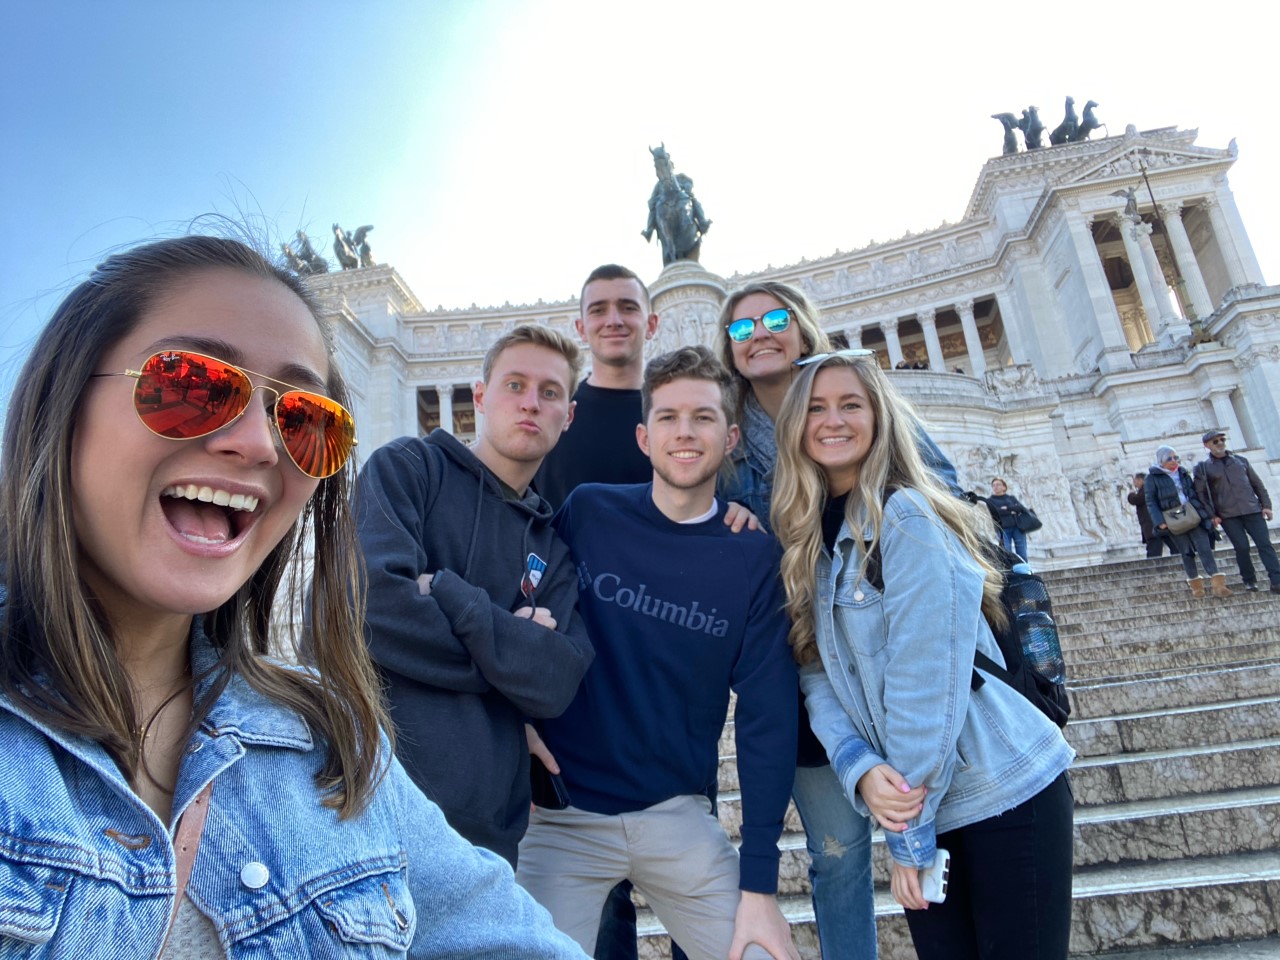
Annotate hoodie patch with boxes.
[521,552,547,597]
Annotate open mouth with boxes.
[160,484,260,545]
[670,450,702,460]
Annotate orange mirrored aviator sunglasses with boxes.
[93,349,357,479]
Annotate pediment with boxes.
[1062,140,1233,189]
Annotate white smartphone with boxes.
[920,848,950,904]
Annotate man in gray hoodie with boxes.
[354,324,594,864]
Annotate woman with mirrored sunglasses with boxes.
[713,281,960,959]
[0,235,587,959]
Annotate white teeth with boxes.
[162,485,259,513]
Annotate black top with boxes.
[534,381,651,509]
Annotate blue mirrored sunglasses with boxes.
[726,307,792,343]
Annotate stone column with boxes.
[844,325,862,349]
[1133,220,1192,345]
[955,299,986,377]
[437,384,455,435]
[1205,388,1245,441]
[1211,180,1265,284]
[1108,214,1161,348]
[1200,196,1249,290]
[1068,213,1134,372]
[1158,202,1214,319]
[917,308,945,371]
[880,317,904,368]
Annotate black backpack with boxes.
[866,528,1070,729]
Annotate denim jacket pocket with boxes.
[311,868,415,951]
[832,575,887,657]
[227,859,415,958]
[0,856,71,949]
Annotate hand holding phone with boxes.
[920,848,950,904]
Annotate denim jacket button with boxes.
[853,590,864,601]
[240,861,270,889]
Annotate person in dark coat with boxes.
[1193,429,1279,593]
[985,477,1031,560]
[1144,445,1231,599]
[1128,473,1172,558]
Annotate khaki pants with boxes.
[516,795,772,960]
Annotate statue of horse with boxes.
[332,224,360,270]
[1072,100,1101,142]
[1049,96,1078,146]
[293,231,329,274]
[641,144,707,266]
[992,112,1020,155]
[1018,106,1045,149]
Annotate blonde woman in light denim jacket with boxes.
[771,352,1075,960]
[0,237,587,959]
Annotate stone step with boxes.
[1067,695,1280,757]
[1072,785,1280,870]
[636,850,1280,960]
[1053,589,1279,621]
[1056,605,1280,641]
[1070,737,1280,807]
[1071,938,1280,959]
[1064,643,1280,683]
[1068,662,1280,719]
[1061,629,1280,664]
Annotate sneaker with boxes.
[1245,582,1260,592]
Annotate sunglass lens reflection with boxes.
[275,393,355,479]
[134,352,250,439]
[761,309,791,333]
[727,319,755,342]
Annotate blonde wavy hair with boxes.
[771,354,1006,665]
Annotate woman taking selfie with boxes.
[771,352,1075,960]
[0,236,585,957]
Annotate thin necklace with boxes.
[136,679,192,796]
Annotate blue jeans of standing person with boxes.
[1000,526,1027,560]
[903,773,1074,960]
[1220,512,1280,586]
[793,763,878,959]
[1170,525,1219,578]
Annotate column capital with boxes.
[916,307,937,325]
[880,316,899,334]
[955,298,975,318]
[1199,195,1219,212]
[1157,200,1185,220]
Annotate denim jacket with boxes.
[798,488,1075,869]
[0,631,587,959]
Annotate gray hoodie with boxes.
[355,429,593,864]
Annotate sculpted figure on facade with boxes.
[1075,100,1101,141]
[992,113,1020,155]
[1049,97,1078,146]
[642,144,712,266]
[1019,106,1046,149]
[288,231,330,274]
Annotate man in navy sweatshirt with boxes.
[354,324,594,867]
[517,346,800,960]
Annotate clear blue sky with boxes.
[4,0,1275,406]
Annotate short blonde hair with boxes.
[483,324,583,396]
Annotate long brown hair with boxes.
[0,235,387,817]
[771,354,1005,665]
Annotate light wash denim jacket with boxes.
[0,629,587,959]
[799,488,1075,869]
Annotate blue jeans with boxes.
[792,763,878,959]
[1000,526,1027,559]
